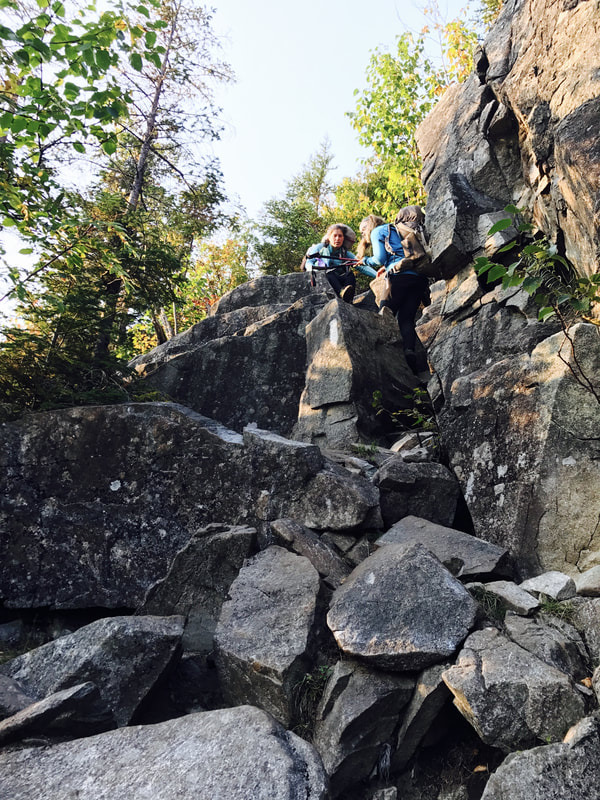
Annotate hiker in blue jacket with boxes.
[356,208,430,372]
[305,224,377,302]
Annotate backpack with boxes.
[384,222,438,278]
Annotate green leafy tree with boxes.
[0,0,231,418]
[255,139,336,275]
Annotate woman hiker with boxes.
[356,207,431,373]
[305,223,377,302]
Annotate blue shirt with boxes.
[363,224,406,273]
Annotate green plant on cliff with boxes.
[475,205,600,403]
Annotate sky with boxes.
[209,0,470,220]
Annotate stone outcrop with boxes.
[417,0,600,279]
[0,706,329,800]
[0,404,380,609]
[0,616,184,727]
[327,543,478,671]
[214,546,320,727]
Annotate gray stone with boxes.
[593,666,600,705]
[0,615,184,727]
[442,628,587,752]
[293,297,420,449]
[520,572,576,601]
[209,272,327,315]
[214,546,320,727]
[377,515,512,579]
[0,403,379,609]
[270,519,351,589]
[0,682,115,745]
[137,293,327,437]
[327,542,477,671]
[483,581,540,615]
[140,524,256,654]
[0,705,329,800]
[373,458,461,529]
[481,714,600,800]
[504,613,590,681]
[0,674,35,720]
[313,661,414,798]
[574,566,600,597]
[392,662,452,771]
[569,597,600,667]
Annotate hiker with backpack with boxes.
[356,206,432,373]
[304,223,377,302]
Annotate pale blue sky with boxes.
[210,0,471,219]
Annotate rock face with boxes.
[327,543,478,670]
[0,706,329,800]
[0,404,379,609]
[214,546,320,727]
[414,0,600,576]
[417,0,600,279]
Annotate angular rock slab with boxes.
[140,523,257,654]
[0,615,184,727]
[0,705,329,800]
[215,546,320,727]
[0,682,114,745]
[139,293,328,437]
[373,459,461,529]
[313,660,414,798]
[0,403,379,610]
[442,627,587,752]
[481,714,600,800]
[293,297,420,449]
[504,613,590,681]
[377,515,511,579]
[327,543,478,671]
[519,571,576,601]
[270,518,351,589]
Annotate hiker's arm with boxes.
[361,230,388,268]
[355,262,377,278]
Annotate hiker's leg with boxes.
[392,275,429,351]
[339,272,356,302]
[326,271,343,296]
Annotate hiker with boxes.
[305,223,377,302]
[356,207,431,372]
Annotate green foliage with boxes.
[474,206,600,322]
[469,585,507,622]
[293,665,333,739]
[254,140,336,275]
[537,595,576,623]
[348,33,436,216]
[373,386,439,441]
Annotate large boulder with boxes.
[135,293,328,437]
[293,298,420,449]
[373,458,462,529]
[0,705,329,800]
[0,615,184,727]
[214,546,320,727]
[312,660,414,798]
[0,403,380,609]
[442,627,587,752]
[327,542,478,670]
[377,515,511,579]
[481,714,600,800]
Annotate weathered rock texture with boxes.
[417,0,600,279]
[414,0,600,577]
[214,546,320,727]
[0,404,379,609]
[327,543,478,670]
[0,706,329,800]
